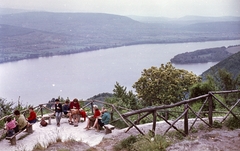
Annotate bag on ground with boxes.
[40,118,48,127]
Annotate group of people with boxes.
[5,107,37,137]
[84,104,111,132]
[54,98,87,127]
[55,98,111,131]
[4,98,111,137]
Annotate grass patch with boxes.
[132,134,171,151]
[212,120,222,128]
[166,130,184,141]
[113,135,137,151]
[224,116,240,130]
[190,127,198,133]
[113,132,171,151]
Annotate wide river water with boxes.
[1,40,240,106]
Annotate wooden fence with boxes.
[121,90,240,136]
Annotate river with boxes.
[0,40,240,106]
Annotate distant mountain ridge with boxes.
[128,15,240,24]
[0,10,240,64]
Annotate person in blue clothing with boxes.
[96,108,110,132]
[62,100,70,117]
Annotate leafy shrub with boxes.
[166,130,184,141]
[114,133,171,151]
[132,134,171,151]
[212,120,222,128]
[224,116,240,130]
[113,135,137,151]
[190,127,198,133]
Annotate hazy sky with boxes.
[0,0,240,18]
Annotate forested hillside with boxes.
[201,51,240,79]
[170,45,240,64]
[1,11,240,64]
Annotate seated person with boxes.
[62,100,70,117]
[14,110,28,131]
[27,107,37,123]
[68,98,80,126]
[79,108,87,122]
[85,104,101,130]
[96,109,111,132]
[5,116,19,137]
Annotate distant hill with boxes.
[0,8,30,14]
[129,15,240,24]
[170,45,240,64]
[0,11,240,64]
[201,51,240,79]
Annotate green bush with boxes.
[113,135,137,151]
[224,116,240,130]
[212,120,222,128]
[114,133,171,151]
[132,134,171,151]
[166,130,184,141]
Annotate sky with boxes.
[0,0,240,18]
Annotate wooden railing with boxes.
[121,90,240,136]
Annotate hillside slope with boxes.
[170,45,240,64]
[201,51,240,79]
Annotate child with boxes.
[79,108,87,122]
[5,116,19,137]
[27,107,37,123]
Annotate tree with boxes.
[0,98,14,118]
[189,76,217,111]
[106,82,139,110]
[133,62,201,106]
[216,69,240,90]
[209,69,240,105]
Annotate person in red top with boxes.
[69,98,80,110]
[79,108,87,122]
[68,98,80,126]
[27,107,37,123]
[84,104,101,130]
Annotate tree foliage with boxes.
[0,98,15,118]
[189,76,217,111]
[133,62,201,106]
[106,82,139,110]
[215,69,240,90]
[206,69,240,106]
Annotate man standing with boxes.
[54,99,62,127]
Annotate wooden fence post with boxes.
[184,104,189,135]
[208,93,213,126]
[40,104,43,117]
[152,110,157,135]
[111,106,114,121]
[90,102,93,114]
[165,110,169,120]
